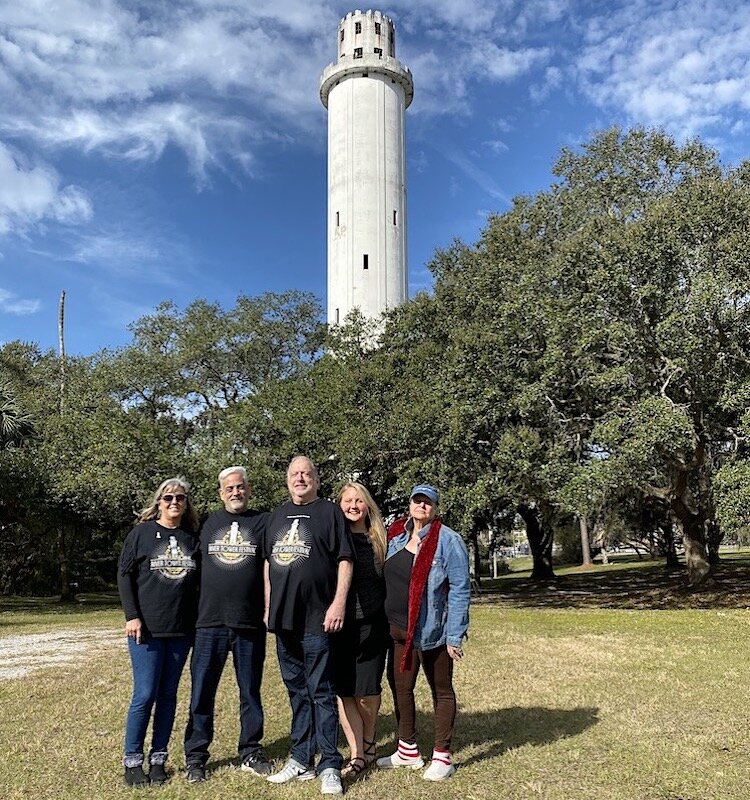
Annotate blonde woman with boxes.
[117,477,199,788]
[334,481,388,779]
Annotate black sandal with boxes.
[341,756,367,778]
[363,739,377,765]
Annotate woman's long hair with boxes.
[137,476,199,533]
[337,481,387,566]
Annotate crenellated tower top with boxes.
[320,9,413,108]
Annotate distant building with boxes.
[320,9,413,326]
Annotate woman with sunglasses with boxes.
[377,484,470,781]
[117,477,200,788]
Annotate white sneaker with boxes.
[320,768,343,795]
[423,760,456,781]
[267,759,316,784]
[376,751,424,769]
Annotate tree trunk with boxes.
[705,518,722,565]
[518,503,555,581]
[660,521,680,569]
[468,529,482,586]
[58,525,75,603]
[579,515,592,566]
[472,531,482,584]
[670,497,711,586]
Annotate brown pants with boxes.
[387,625,456,752]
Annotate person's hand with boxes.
[323,599,345,633]
[447,644,464,661]
[125,618,143,644]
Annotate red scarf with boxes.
[388,515,442,672]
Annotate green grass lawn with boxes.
[2,561,750,799]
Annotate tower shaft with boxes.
[320,10,413,326]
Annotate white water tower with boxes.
[320,9,413,326]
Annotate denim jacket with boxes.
[386,519,470,650]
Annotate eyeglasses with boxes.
[410,496,435,506]
[161,494,187,504]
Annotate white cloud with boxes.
[0,0,562,172]
[530,65,563,102]
[437,143,511,204]
[67,232,160,269]
[0,0,336,181]
[469,42,551,82]
[406,41,550,115]
[0,141,92,235]
[484,139,509,154]
[7,105,252,186]
[576,0,750,138]
[0,287,40,315]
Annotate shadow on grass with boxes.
[376,706,598,766]
[234,706,598,774]
[205,732,323,772]
[475,555,750,610]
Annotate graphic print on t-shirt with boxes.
[207,520,257,568]
[271,517,312,567]
[149,535,196,580]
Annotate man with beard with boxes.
[184,466,271,783]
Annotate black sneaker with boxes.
[241,751,273,776]
[186,765,207,783]
[124,765,150,788]
[149,762,169,785]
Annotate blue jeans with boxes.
[184,626,266,766]
[124,634,192,765]
[275,631,342,772]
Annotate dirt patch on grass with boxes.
[0,627,122,680]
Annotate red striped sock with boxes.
[431,749,452,765]
[398,740,419,759]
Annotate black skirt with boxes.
[332,611,389,697]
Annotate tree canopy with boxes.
[3,127,750,595]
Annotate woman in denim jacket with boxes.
[376,484,470,781]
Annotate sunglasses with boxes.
[161,493,187,504]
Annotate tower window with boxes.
[363,254,369,270]
[374,47,382,57]
[355,21,361,33]
[335,308,340,324]
[353,47,363,59]
[393,209,397,225]
[336,211,340,227]
[375,22,381,35]
[340,28,344,42]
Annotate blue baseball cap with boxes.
[409,484,440,504]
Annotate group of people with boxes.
[117,456,471,793]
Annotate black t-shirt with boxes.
[383,545,413,629]
[265,497,354,634]
[351,533,385,621]
[196,508,268,629]
[117,520,198,637]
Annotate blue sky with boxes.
[1,0,749,355]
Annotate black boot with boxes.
[149,762,169,785]
[124,764,150,788]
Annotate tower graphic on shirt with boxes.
[150,535,195,580]
[272,518,312,567]
[208,519,257,567]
